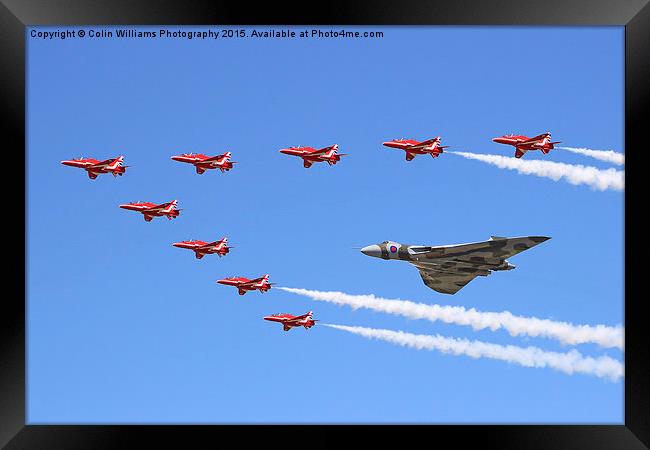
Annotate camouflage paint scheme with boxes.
[360,236,550,294]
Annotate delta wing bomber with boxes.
[360,236,550,295]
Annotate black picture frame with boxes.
[3,0,647,448]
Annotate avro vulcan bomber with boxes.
[360,236,550,294]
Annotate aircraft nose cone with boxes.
[279,149,291,155]
[360,244,382,257]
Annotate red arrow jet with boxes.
[264,311,318,332]
[382,137,448,161]
[171,151,236,174]
[217,274,273,295]
[119,200,180,222]
[279,144,347,168]
[492,132,561,158]
[173,236,231,259]
[61,155,128,179]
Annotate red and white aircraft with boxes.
[263,311,318,332]
[382,137,448,161]
[61,156,128,179]
[119,200,180,222]
[279,144,347,168]
[217,274,273,295]
[492,132,561,158]
[171,151,236,174]
[173,237,231,259]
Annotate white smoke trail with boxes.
[279,287,623,350]
[323,324,623,381]
[449,151,624,191]
[559,147,624,166]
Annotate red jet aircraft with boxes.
[492,132,561,158]
[171,151,236,174]
[61,155,128,179]
[119,200,180,222]
[217,274,273,295]
[263,311,318,332]
[382,137,448,161]
[279,144,347,168]
[173,237,231,259]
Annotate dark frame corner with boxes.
[3,0,648,448]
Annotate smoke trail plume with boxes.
[559,147,625,166]
[449,151,624,191]
[279,287,623,350]
[324,324,623,381]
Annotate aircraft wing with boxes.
[146,204,165,212]
[148,202,174,212]
[89,158,117,168]
[240,276,268,287]
[412,264,479,295]
[288,313,310,321]
[413,236,550,261]
[414,138,439,147]
[203,154,228,162]
[520,134,548,145]
[311,145,335,155]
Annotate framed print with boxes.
[2,0,648,448]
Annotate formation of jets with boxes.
[59,131,559,181]
[61,131,559,330]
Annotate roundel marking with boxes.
[390,245,398,253]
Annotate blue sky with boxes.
[27,26,624,423]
